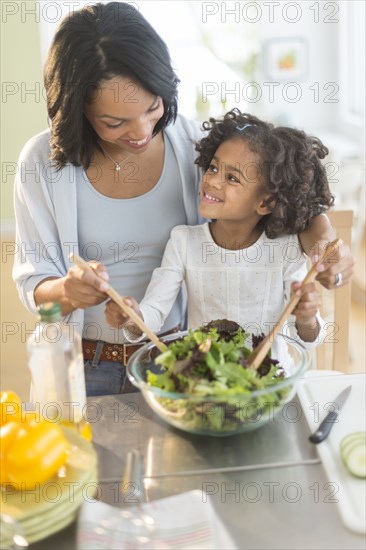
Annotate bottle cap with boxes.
[38,302,62,322]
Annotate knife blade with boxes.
[309,385,352,444]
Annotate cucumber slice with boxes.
[340,432,366,451]
[340,432,366,478]
[342,440,363,461]
[341,435,366,458]
[343,442,366,478]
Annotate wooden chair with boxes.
[316,210,354,372]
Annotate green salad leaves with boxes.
[145,321,291,433]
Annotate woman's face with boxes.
[84,76,164,153]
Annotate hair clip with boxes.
[236,123,252,132]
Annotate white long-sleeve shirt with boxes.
[135,223,325,349]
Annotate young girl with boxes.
[105,109,335,348]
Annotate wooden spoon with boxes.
[247,239,342,370]
[69,253,167,353]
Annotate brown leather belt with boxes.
[82,325,181,366]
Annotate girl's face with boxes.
[84,76,164,154]
[199,138,269,223]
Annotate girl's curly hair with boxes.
[195,109,334,238]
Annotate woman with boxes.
[13,2,354,396]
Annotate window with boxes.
[339,0,365,127]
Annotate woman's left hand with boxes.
[311,240,355,289]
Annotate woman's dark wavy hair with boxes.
[44,2,179,169]
[195,109,334,238]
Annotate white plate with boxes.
[0,428,97,545]
[297,372,366,534]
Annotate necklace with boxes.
[99,143,130,172]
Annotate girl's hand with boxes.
[292,281,321,342]
[105,297,142,331]
[311,240,355,289]
[63,261,110,310]
[292,281,321,323]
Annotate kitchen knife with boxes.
[308,385,352,444]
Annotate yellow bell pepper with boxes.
[0,421,20,484]
[0,390,22,425]
[2,419,69,490]
[61,419,93,441]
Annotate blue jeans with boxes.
[84,339,140,396]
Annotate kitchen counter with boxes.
[30,389,365,549]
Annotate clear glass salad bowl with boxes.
[127,330,311,437]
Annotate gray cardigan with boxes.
[13,115,204,333]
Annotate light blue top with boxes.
[77,133,186,342]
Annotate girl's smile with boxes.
[201,190,223,203]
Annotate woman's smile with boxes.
[119,134,152,149]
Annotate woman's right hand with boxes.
[63,262,110,310]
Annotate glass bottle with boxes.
[27,302,92,440]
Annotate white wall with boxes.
[255,1,339,133]
[24,0,366,228]
[37,0,343,131]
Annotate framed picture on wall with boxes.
[263,37,308,81]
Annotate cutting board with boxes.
[297,372,366,535]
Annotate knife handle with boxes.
[308,411,338,444]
